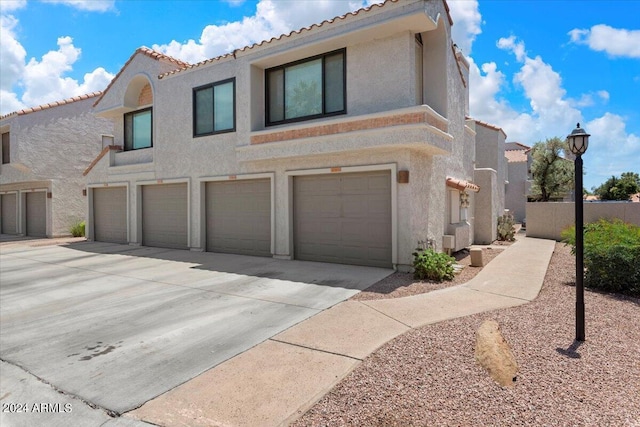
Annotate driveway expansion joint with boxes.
[268,338,363,362]
[465,286,535,303]
[358,301,414,329]
[0,358,119,418]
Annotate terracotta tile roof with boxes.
[0,92,103,120]
[631,193,640,203]
[505,150,528,163]
[446,177,480,192]
[93,47,191,107]
[467,116,508,139]
[505,142,530,151]
[159,0,455,79]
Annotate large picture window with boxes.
[266,49,346,126]
[124,108,152,150]
[193,78,235,137]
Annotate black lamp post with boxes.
[567,123,590,342]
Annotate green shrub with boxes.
[70,220,86,237]
[412,248,455,282]
[562,219,640,297]
[497,213,516,241]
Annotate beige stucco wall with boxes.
[506,161,528,222]
[86,0,477,269]
[526,202,640,241]
[473,168,499,244]
[1,98,113,236]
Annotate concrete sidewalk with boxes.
[129,236,555,427]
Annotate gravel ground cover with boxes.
[295,243,640,426]
[352,247,504,301]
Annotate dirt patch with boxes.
[352,247,504,301]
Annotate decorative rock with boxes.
[475,320,518,387]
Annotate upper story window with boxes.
[124,108,152,150]
[1,132,9,164]
[193,78,236,137]
[266,49,346,126]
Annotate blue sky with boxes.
[1,0,638,190]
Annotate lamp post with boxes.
[567,123,590,342]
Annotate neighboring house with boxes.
[0,93,114,237]
[469,119,508,243]
[84,0,503,270]
[504,142,531,223]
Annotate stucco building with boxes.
[0,93,114,237]
[504,142,531,223]
[84,0,505,270]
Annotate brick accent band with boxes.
[250,111,448,145]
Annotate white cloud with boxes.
[569,24,640,58]
[497,36,525,62]
[0,0,26,13]
[585,113,640,185]
[447,0,481,55]
[40,0,115,12]
[153,0,382,64]
[20,36,113,107]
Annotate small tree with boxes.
[593,172,640,201]
[529,137,574,201]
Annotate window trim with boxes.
[1,132,9,164]
[265,48,347,127]
[124,107,153,151]
[192,77,236,138]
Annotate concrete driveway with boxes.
[0,239,391,425]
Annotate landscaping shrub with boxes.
[497,213,516,241]
[70,220,86,237]
[562,219,640,297]
[412,247,455,282]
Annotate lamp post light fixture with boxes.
[567,123,590,342]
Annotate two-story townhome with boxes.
[0,93,114,238]
[84,0,492,270]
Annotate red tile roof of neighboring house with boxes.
[631,193,640,202]
[0,92,103,120]
[466,116,507,139]
[504,141,530,163]
[93,47,191,107]
[446,177,480,192]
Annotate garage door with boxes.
[142,183,188,249]
[26,192,46,237]
[1,193,18,234]
[93,187,127,243]
[294,170,392,268]
[206,179,271,257]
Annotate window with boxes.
[124,108,152,150]
[266,49,346,126]
[193,78,235,137]
[2,132,9,164]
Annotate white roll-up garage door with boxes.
[26,192,46,237]
[294,170,392,268]
[142,183,188,249]
[93,187,127,244]
[205,179,271,257]
[1,193,18,234]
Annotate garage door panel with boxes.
[1,194,18,234]
[142,184,188,250]
[294,171,391,268]
[94,187,127,244]
[206,179,271,257]
[26,192,46,237]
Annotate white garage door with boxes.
[93,187,127,244]
[294,170,392,268]
[142,183,188,249]
[206,179,271,257]
[1,193,18,234]
[26,192,46,237]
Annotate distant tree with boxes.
[593,172,640,201]
[529,137,574,201]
